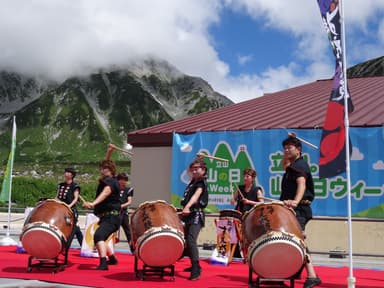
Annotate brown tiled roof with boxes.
[128,76,384,146]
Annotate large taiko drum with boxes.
[242,202,306,279]
[219,209,242,223]
[130,200,185,267]
[20,199,75,259]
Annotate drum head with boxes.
[21,226,63,259]
[138,231,184,267]
[249,234,304,279]
[219,209,242,221]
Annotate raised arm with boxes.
[105,143,116,160]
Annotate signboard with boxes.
[171,128,383,217]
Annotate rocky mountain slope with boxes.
[0,59,232,163]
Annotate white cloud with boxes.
[237,54,253,66]
[351,147,364,161]
[0,0,382,103]
[373,160,384,170]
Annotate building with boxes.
[127,76,384,256]
[127,76,384,206]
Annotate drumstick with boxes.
[288,132,318,150]
[196,153,229,162]
[233,183,245,200]
[113,145,134,155]
[78,194,88,204]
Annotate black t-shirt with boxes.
[235,184,262,213]
[280,157,315,202]
[57,181,80,210]
[180,177,208,226]
[180,177,208,210]
[94,177,121,215]
[119,187,134,213]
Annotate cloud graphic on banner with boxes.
[180,143,192,152]
[174,133,193,152]
[351,147,364,161]
[373,160,384,170]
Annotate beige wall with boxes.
[130,146,384,256]
[305,219,384,255]
[130,146,173,207]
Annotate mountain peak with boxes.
[128,58,184,82]
[0,59,233,163]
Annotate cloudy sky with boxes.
[1,0,383,103]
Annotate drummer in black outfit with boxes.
[104,144,134,252]
[230,168,263,258]
[180,158,209,281]
[116,172,134,251]
[230,168,263,213]
[83,159,121,270]
[56,168,83,247]
[280,136,321,288]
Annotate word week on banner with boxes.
[171,128,383,217]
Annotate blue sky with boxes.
[0,0,383,103]
[209,8,298,76]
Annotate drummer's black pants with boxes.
[94,215,120,243]
[185,222,202,262]
[119,213,131,242]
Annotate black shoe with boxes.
[107,255,118,265]
[189,271,200,281]
[96,263,108,270]
[304,277,321,288]
[189,263,201,281]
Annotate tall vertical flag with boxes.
[0,116,16,203]
[317,1,356,287]
[317,0,354,178]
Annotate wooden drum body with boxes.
[219,209,242,222]
[242,202,306,279]
[130,200,185,267]
[20,199,75,259]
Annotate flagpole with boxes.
[0,116,17,246]
[339,1,355,287]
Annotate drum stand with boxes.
[26,230,74,273]
[248,267,296,288]
[134,254,175,281]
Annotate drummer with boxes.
[280,136,321,288]
[56,168,83,247]
[82,158,121,270]
[230,168,263,259]
[230,168,263,213]
[180,157,209,281]
[105,143,135,252]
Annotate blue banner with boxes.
[171,128,383,217]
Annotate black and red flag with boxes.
[317,0,354,178]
